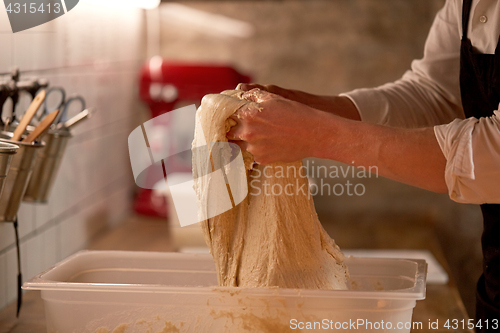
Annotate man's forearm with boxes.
[284,90,362,121]
[312,113,448,193]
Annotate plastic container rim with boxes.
[23,250,427,300]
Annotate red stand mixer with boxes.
[135,58,251,217]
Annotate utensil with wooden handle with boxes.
[11,90,46,142]
[22,109,59,143]
[55,107,95,130]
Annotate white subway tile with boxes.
[60,215,87,259]
[12,33,35,71]
[34,204,52,229]
[59,217,74,260]
[5,247,17,305]
[48,148,75,216]
[0,253,6,310]
[16,203,36,239]
[23,234,44,281]
[0,34,13,73]
[46,176,65,218]
[19,240,27,282]
[42,226,57,270]
[83,138,98,196]
[32,30,55,70]
[108,186,131,225]
[0,223,15,252]
[54,223,62,262]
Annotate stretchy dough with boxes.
[192,90,348,290]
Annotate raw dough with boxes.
[192,90,348,290]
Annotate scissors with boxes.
[0,78,48,126]
[33,87,86,126]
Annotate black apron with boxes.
[460,0,500,329]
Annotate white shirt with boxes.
[342,0,500,204]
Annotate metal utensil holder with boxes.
[0,142,19,197]
[0,70,51,317]
[23,127,71,203]
[0,132,44,222]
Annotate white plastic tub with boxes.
[23,251,426,333]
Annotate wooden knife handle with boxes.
[11,90,46,142]
[22,109,59,143]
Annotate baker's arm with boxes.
[313,115,448,193]
[230,88,500,202]
[228,89,448,193]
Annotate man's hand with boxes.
[227,88,327,164]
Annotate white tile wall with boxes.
[41,225,58,270]
[5,248,17,304]
[34,202,52,230]
[0,2,145,310]
[0,35,12,69]
[59,215,86,260]
[0,254,6,309]
[22,234,44,282]
[0,223,14,253]
[17,204,36,239]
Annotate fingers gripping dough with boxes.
[192,90,348,290]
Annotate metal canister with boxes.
[23,127,71,203]
[0,133,44,222]
[0,142,19,197]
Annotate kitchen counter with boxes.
[0,214,472,333]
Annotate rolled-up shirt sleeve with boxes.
[434,111,500,204]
